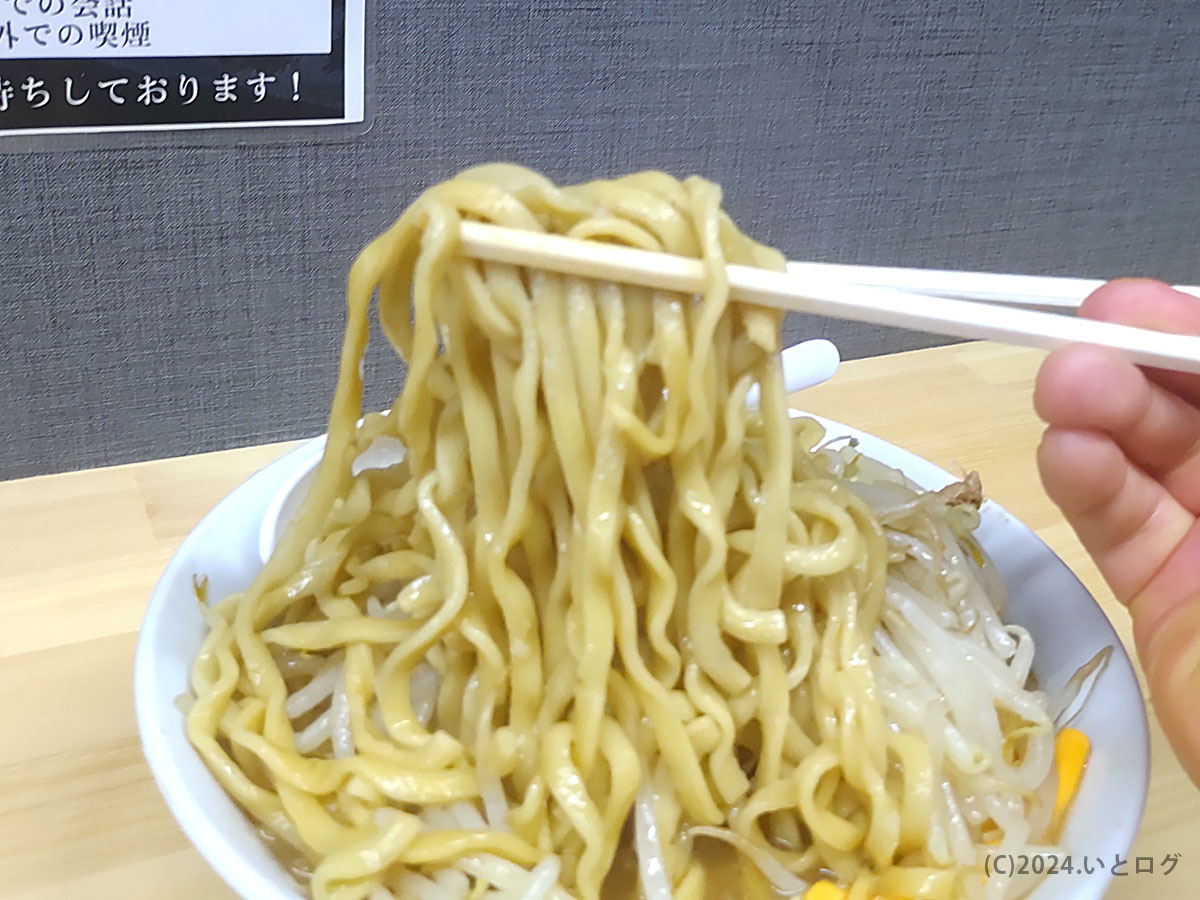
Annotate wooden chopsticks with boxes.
[457,221,1200,375]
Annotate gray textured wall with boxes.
[2,0,1198,479]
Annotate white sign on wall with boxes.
[0,0,365,136]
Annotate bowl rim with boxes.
[134,412,1150,900]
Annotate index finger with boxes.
[1080,278,1200,400]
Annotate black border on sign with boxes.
[0,0,372,148]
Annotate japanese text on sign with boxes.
[0,0,331,58]
[0,70,304,111]
[0,0,364,136]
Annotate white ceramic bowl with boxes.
[135,412,1149,900]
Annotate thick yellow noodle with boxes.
[187,165,1055,900]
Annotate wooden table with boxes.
[1,341,1196,899]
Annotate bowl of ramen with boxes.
[135,165,1149,900]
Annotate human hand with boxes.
[1035,279,1200,787]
